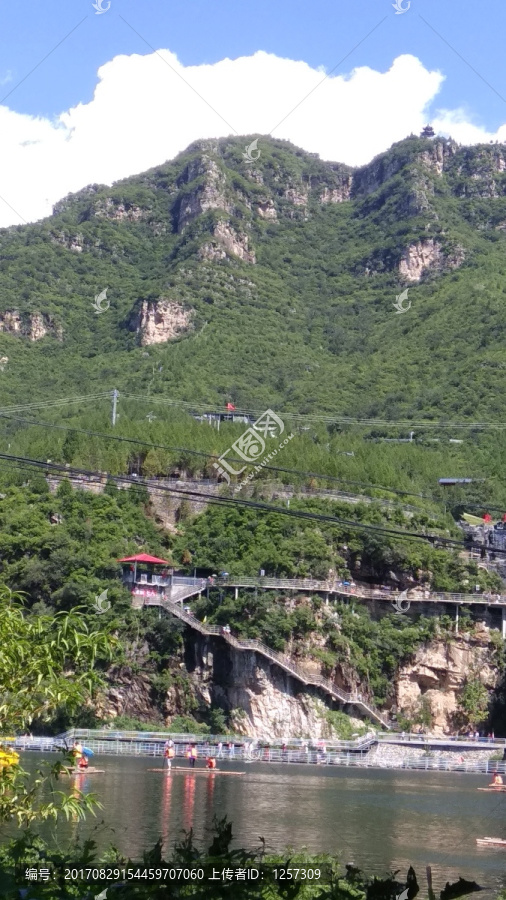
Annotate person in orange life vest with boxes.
[72,741,84,768]
[206,757,216,769]
[164,741,175,771]
[78,754,89,770]
[187,743,197,768]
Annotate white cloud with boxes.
[0,48,503,227]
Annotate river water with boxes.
[22,754,506,897]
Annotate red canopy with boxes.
[118,554,171,565]
[226,403,236,410]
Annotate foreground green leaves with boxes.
[0,587,118,733]
[0,817,489,899]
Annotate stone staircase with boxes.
[139,596,390,729]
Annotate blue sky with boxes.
[1,0,506,225]
[2,0,505,126]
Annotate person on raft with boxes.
[163,741,175,771]
[72,741,83,765]
[186,743,198,768]
[206,757,217,769]
[489,772,503,787]
[71,741,89,770]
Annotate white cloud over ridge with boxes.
[1,49,505,228]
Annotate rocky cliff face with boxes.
[396,625,500,735]
[399,239,465,282]
[136,298,192,345]
[92,619,502,740]
[94,197,147,222]
[177,154,232,233]
[182,634,362,739]
[199,221,256,263]
[0,310,61,341]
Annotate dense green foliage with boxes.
[0,818,489,899]
[2,135,506,429]
[0,476,168,612]
[176,501,498,592]
[0,588,117,733]
[0,588,117,827]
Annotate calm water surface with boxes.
[22,754,506,897]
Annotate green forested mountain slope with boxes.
[1,133,506,419]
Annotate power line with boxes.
[1,387,506,431]
[0,411,441,506]
[0,392,112,414]
[118,391,506,430]
[0,452,497,558]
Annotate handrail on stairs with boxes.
[154,597,389,728]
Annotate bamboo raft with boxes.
[476,837,506,847]
[62,767,105,775]
[477,786,506,792]
[147,768,246,776]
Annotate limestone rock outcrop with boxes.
[399,239,465,281]
[0,311,61,341]
[186,637,354,739]
[396,629,499,735]
[199,221,256,263]
[94,198,146,222]
[177,154,232,232]
[137,298,192,345]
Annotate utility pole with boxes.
[112,389,119,427]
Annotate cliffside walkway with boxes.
[212,576,506,609]
[135,595,390,728]
[12,730,506,776]
[48,473,425,515]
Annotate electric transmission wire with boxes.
[0,411,441,505]
[0,452,498,557]
[119,390,506,430]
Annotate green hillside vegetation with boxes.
[4,401,506,520]
[0,476,502,733]
[0,134,506,422]
[0,132,505,736]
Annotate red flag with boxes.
[226,403,236,410]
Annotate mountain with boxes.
[1,133,506,419]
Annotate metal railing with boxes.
[213,577,506,607]
[13,733,505,775]
[376,732,506,746]
[152,599,389,728]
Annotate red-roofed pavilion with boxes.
[118,553,173,600]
